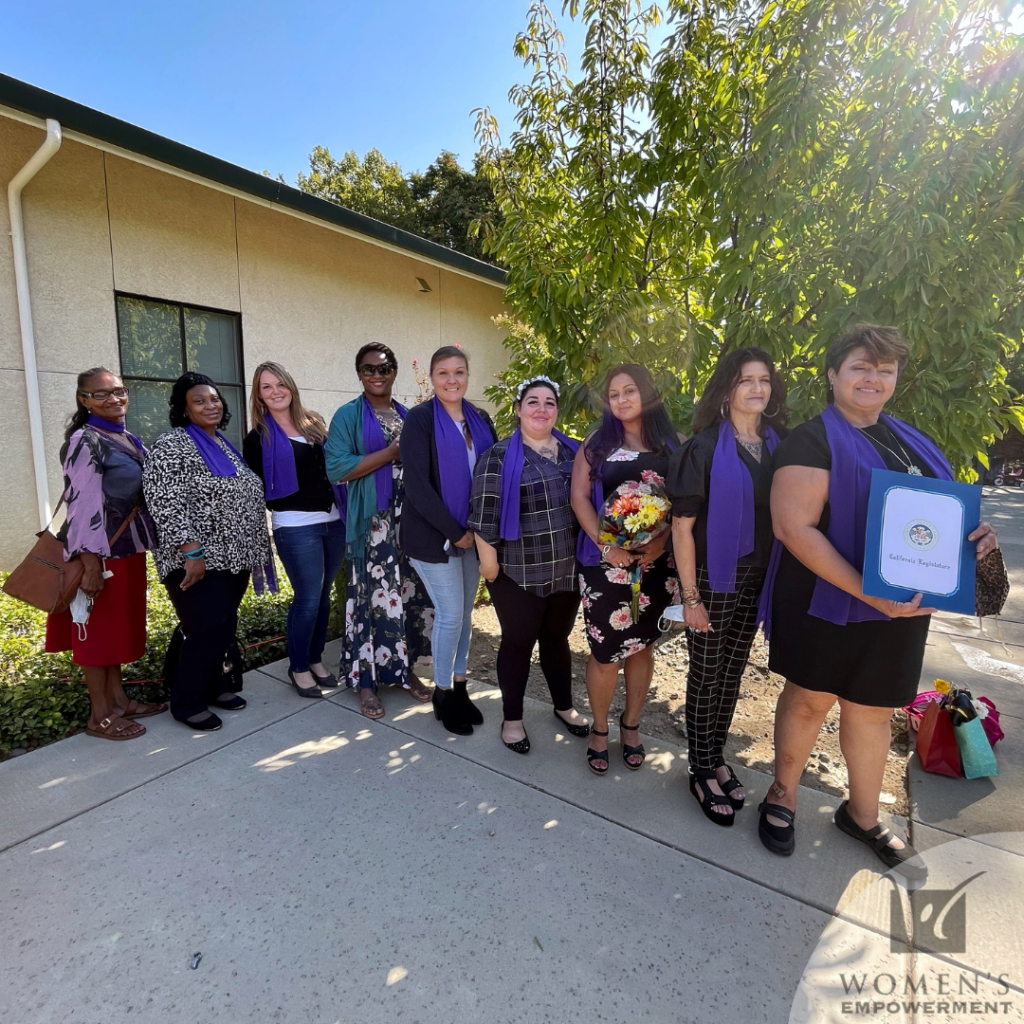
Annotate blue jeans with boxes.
[273,520,347,673]
[410,550,479,689]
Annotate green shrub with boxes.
[0,555,338,756]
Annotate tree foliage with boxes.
[297,147,500,263]
[474,0,1024,473]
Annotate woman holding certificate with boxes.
[758,324,996,877]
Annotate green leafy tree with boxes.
[475,0,1024,473]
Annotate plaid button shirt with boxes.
[469,437,579,596]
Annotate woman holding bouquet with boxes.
[666,347,788,825]
[571,364,683,774]
[469,376,589,753]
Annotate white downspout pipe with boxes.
[8,118,62,530]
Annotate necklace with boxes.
[858,427,922,476]
[733,431,763,463]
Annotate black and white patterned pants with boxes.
[685,564,766,770]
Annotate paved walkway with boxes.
[1,493,1022,1022]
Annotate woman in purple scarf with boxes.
[243,361,345,700]
[758,325,997,878]
[667,347,788,826]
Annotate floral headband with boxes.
[515,375,560,402]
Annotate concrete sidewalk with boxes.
[3,637,1024,1022]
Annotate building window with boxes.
[115,295,244,449]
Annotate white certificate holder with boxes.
[861,469,980,614]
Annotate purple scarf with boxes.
[261,416,299,500]
[499,429,579,540]
[707,421,779,592]
[433,398,495,529]
[757,405,953,633]
[86,414,145,453]
[363,395,408,512]
[184,423,242,476]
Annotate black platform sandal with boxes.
[618,714,645,770]
[689,768,735,827]
[713,759,745,810]
[757,799,795,856]
[834,800,928,882]
[586,728,610,775]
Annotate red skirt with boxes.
[45,553,147,667]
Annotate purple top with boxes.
[58,424,158,561]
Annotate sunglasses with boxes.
[359,363,396,377]
[79,387,129,401]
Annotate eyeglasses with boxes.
[78,387,129,401]
[358,363,396,377]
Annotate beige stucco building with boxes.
[0,74,508,570]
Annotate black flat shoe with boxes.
[586,728,610,775]
[453,678,483,725]
[310,668,339,688]
[553,708,590,737]
[834,800,928,882]
[210,694,246,711]
[757,799,795,856]
[288,670,323,699]
[619,714,645,770]
[433,686,473,735]
[501,722,531,754]
[689,769,735,827]
[182,712,222,732]
[713,759,745,810]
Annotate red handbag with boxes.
[916,699,962,778]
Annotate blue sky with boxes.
[0,1,595,182]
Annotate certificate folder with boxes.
[861,469,980,614]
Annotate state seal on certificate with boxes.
[861,469,981,614]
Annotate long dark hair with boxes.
[169,371,232,429]
[692,347,789,437]
[64,366,116,440]
[584,363,679,478]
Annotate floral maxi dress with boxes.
[342,412,433,691]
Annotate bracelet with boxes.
[683,595,704,608]
[183,546,205,560]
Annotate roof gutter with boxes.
[8,118,62,529]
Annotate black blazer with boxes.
[401,399,498,563]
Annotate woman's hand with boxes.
[684,601,711,633]
[180,557,206,591]
[863,592,937,618]
[634,533,668,566]
[387,438,401,463]
[79,553,105,598]
[454,531,475,550]
[970,521,998,560]
[603,545,636,569]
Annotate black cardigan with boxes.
[242,429,336,513]
[401,399,498,563]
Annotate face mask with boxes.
[69,588,93,642]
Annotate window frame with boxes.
[114,291,246,441]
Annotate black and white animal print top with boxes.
[142,427,272,580]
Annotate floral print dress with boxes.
[342,412,433,691]
[579,451,680,664]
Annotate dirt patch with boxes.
[468,604,911,816]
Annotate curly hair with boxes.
[168,371,231,429]
[692,346,789,436]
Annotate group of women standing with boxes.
[48,322,997,880]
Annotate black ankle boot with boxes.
[452,678,484,725]
[433,686,473,735]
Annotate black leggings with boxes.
[163,568,250,721]
[685,564,765,770]
[487,571,581,721]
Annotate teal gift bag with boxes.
[953,717,999,779]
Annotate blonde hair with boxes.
[249,361,328,444]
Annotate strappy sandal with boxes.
[358,687,385,720]
[834,800,928,882]
[714,759,745,810]
[689,768,735,827]
[86,715,146,741]
[618,714,645,770]
[757,799,795,856]
[587,728,610,775]
[120,699,168,719]
[405,673,433,703]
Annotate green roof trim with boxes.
[0,73,508,286]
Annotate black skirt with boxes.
[768,548,929,708]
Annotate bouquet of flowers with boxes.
[598,471,671,622]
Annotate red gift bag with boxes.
[916,700,962,777]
